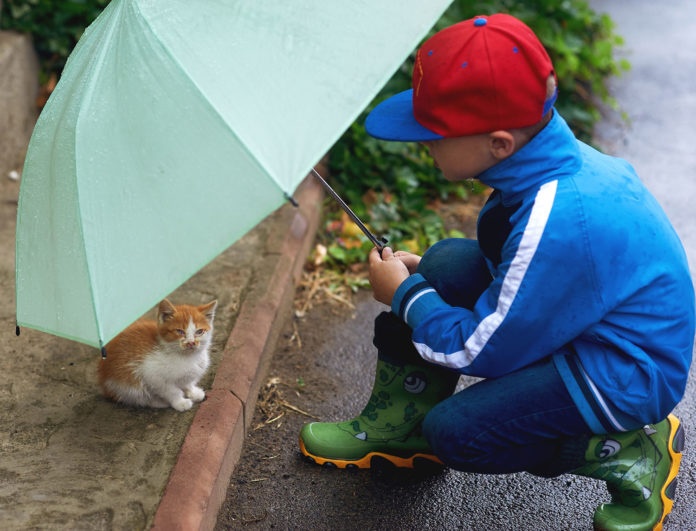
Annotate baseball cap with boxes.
[365,14,557,142]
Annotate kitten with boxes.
[98,298,218,412]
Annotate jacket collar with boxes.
[477,111,582,206]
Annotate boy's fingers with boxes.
[370,246,392,263]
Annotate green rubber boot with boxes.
[573,414,685,531]
[299,312,458,469]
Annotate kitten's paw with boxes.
[187,386,206,402]
[172,398,194,412]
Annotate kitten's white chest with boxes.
[139,342,210,385]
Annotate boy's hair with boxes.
[366,14,557,142]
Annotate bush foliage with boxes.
[1,0,109,79]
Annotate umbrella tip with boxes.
[101,346,107,359]
[285,193,299,208]
[15,324,20,337]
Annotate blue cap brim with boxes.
[364,89,443,142]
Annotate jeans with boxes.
[411,238,591,475]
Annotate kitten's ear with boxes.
[199,300,218,322]
[158,299,176,323]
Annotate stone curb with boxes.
[151,174,323,530]
[0,30,39,177]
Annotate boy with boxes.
[299,14,694,530]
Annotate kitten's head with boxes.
[157,299,217,352]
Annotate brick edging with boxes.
[151,174,322,530]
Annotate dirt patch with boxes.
[434,188,491,238]
[0,171,278,529]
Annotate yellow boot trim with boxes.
[299,437,443,469]
[654,414,683,531]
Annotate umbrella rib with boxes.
[69,0,128,348]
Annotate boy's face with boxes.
[421,134,499,182]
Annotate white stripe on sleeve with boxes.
[416,180,558,370]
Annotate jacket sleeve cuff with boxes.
[392,273,449,329]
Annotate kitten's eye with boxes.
[195,329,205,336]
[176,329,186,336]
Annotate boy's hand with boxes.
[369,247,410,306]
[393,250,421,274]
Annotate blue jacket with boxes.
[392,112,695,433]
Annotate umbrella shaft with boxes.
[311,169,386,250]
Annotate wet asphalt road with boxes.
[217,1,696,529]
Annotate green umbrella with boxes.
[15,0,452,350]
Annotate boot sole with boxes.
[655,414,685,531]
[299,437,443,470]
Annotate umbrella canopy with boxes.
[15,0,453,349]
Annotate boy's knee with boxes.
[418,238,476,277]
[417,238,490,309]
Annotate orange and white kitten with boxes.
[98,299,217,411]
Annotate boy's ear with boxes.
[488,131,516,160]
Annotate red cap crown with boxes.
[413,14,556,136]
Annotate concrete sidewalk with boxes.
[1,20,323,528]
[0,48,323,525]
[0,21,325,530]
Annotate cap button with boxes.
[474,18,487,27]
